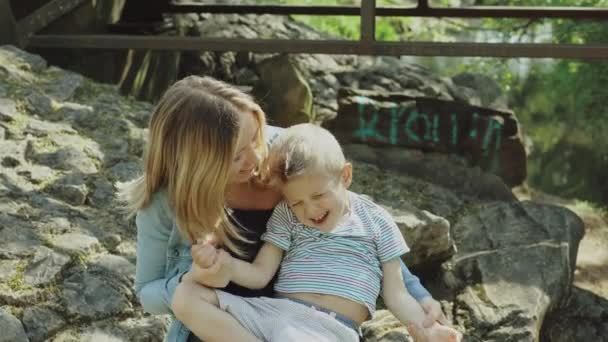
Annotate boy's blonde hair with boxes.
[266,123,345,185]
[120,76,267,255]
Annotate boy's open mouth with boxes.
[311,211,329,225]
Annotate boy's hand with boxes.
[188,238,233,288]
[192,240,219,269]
[419,297,448,327]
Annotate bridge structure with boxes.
[1,0,608,59]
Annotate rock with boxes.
[56,102,95,128]
[0,124,5,139]
[344,143,516,203]
[254,54,314,127]
[331,88,527,186]
[383,202,455,268]
[62,272,131,319]
[25,90,54,116]
[0,45,48,72]
[22,306,65,342]
[0,139,26,169]
[100,234,122,252]
[541,286,608,342]
[349,160,464,220]
[118,316,171,342]
[109,161,142,183]
[24,246,71,286]
[24,119,76,137]
[89,178,116,208]
[0,260,19,282]
[452,72,508,110]
[90,254,135,280]
[0,98,18,122]
[361,310,413,342]
[46,173,89,205]
[0,216,41,258]
[32,146,99,174]
[445,201,585,341]
[0,308,28,342]
[50,232,100,254]
[42,67,84,101]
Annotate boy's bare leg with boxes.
[172,280,261,342]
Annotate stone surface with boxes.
[22,306,66,342]
[109,161,142,183]
[0,308,28,342]
[50,232,100,254]
[444,201,585,341]
[24,246,71,286]
[62,272,131,319]
[0,98,18,122]
[46,173,89,206]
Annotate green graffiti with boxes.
[482,119,503,156]
[432,115,439,143]
[354,97,387,142]
[469,112,479,138]
[451,113,458,145]
[390,105,408,144]
[351,97,504,155]
[404,111,421,142]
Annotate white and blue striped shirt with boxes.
[262,191,409,314]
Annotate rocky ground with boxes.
[0,12,607,341]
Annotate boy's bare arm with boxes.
[382,259,427,327]
[227,242,284,289]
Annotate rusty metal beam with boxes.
[27,34,608,59]
[168,2,608,19]
[0,0,18,45]
[16,0,88,46]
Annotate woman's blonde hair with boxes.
[121,76,267,254]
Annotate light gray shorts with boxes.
[215,290,360,342]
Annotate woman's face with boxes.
[228,111,259,184]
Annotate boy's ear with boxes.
[341,163,353,188]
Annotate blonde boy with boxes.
[180,124,461,342]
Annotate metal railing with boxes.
[3,0,608,59]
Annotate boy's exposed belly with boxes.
[277,292,369,326]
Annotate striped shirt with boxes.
[261,191,409,314]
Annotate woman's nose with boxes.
[243,145,258,167]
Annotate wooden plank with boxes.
[27,34,608,59]
[0,0,19,45]
[168,2,608,19]
[16,0,88,45]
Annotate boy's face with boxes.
[282,164,352,233]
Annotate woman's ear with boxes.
[341,163,353,188]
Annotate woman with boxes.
[123,75,447,342]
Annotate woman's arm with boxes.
[134,192,181,315]
[400,260,431,301]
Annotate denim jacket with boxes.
[134,127,432,342]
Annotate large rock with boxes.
[62,271,132,320]
[344,144,516,204]
[330,88,526,186]
[541,286,608,342]
[254,54,314,127]
[444,201,584,341]
[0,308,28,342]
